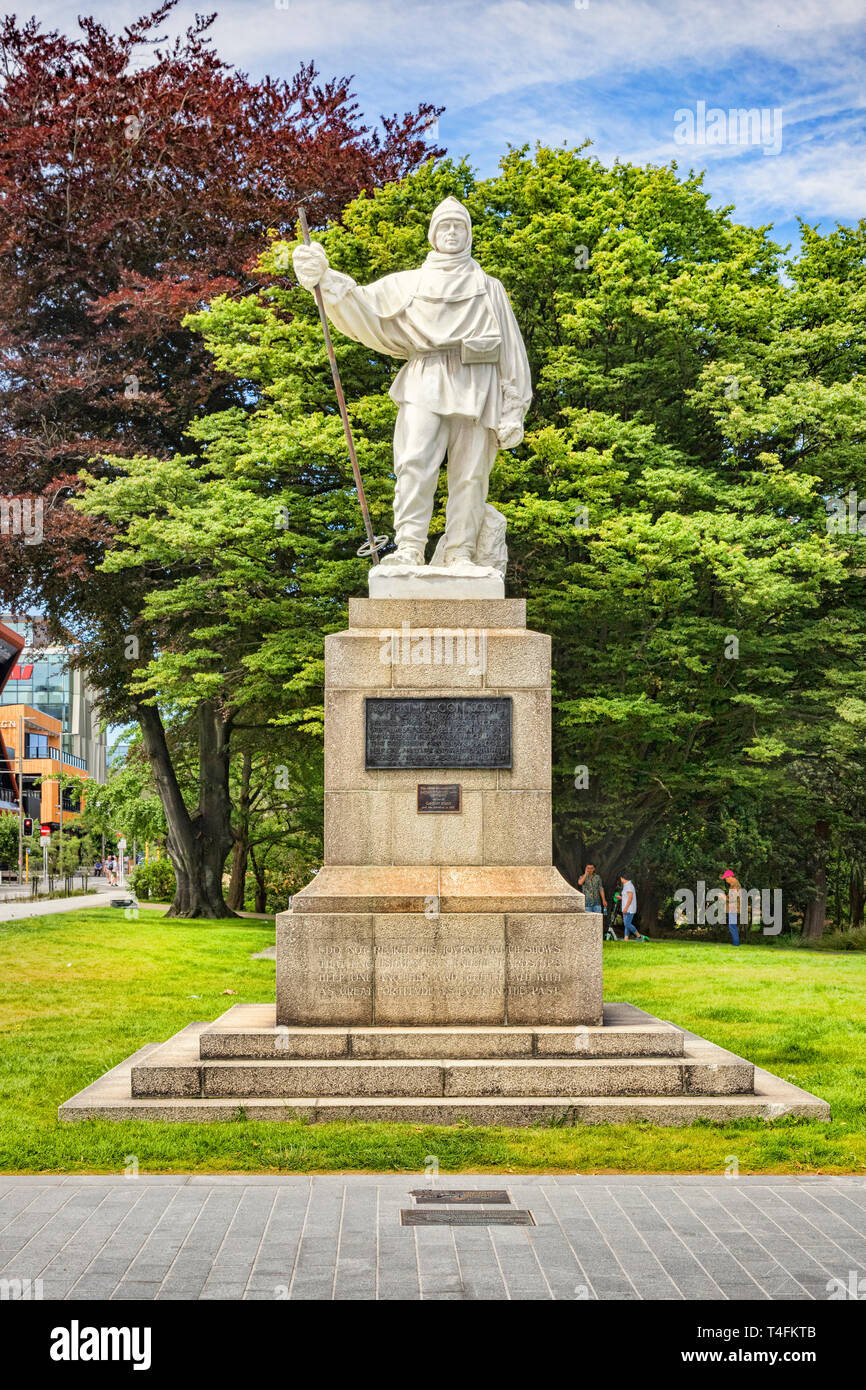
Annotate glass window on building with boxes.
[0,647,69,726]
[21,776,41,819]
[24,732,51,758]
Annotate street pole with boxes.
[57,775,64,894]
[17,713,23,885]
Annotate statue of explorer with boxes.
[293,196,531,574]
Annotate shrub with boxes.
[130,858,176,903]
[785,927,866,952]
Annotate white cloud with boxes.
[19,0,866,228]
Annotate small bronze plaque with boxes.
[401,1209,535,1226]
[410,1189,511,1204]
[417,783,461,814]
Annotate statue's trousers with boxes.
[392,404,499,558]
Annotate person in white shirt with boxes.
[620,874,644,940]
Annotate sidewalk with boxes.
[0,892,274,923]
[0,887,121,922]
[0,873,107,899]
[0,1174,863,1301]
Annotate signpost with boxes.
[40,825,50,892]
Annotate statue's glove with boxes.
[292,242,329,291]
[496,419,524,450]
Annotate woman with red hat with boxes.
[721,870,741,945]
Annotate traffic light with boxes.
[23,817,33,836]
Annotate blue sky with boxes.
[25,0,866,253]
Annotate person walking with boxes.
[578,862,607,928]
[620,874,647,941]
[721,869,741,945]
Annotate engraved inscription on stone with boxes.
[506,941,564,999]
[417,783,461,813]
[374,939,505,1003]
[365,696,512,770]
[312,941,369,1001]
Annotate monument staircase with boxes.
[57,1000,827,1124]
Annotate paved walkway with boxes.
[0,893,273,923]
[0,888,122,921]
[1,1175,864,1301]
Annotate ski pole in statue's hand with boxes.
[296,206,387,563]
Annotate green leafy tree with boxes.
[77,147,866,934]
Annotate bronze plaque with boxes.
[409,1189,510,1204]
[365,696,512,769]
[417,783,461,814]
[401,1209,535,1226]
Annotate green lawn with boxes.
[0,907,864,1175]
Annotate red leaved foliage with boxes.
[0,2,442,608]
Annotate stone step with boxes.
[198,1056,752,1099]
[198,1001,685,1060]
[59,1043,831,1127]
[130,1034,753,1099]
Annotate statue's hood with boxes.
[427,196,473,253]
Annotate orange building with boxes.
[0,703,88,827]
[0,621,25,814]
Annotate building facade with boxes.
[0,622,26,814]
[0,618,107,827]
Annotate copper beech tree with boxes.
[0,3,442,914]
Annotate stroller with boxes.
[604,891,622,940]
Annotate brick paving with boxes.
[1,1174,864,1301]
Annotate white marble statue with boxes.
[293,197,531,588]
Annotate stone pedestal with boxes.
[276,597,601,1027]
[58,599,831,1128]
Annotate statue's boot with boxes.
[380,544,425,567]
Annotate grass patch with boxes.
[0,910,864,1176]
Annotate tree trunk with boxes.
[554,807,662,901]
[849,866,865,930]
[136,700,236,918]
[227,838,249,913]
[249,845,267,914]
[552,828,585,889]
[636,880,663,937]
[802,822,830,940]
[226,751,252,912]
[192,701,236,917]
